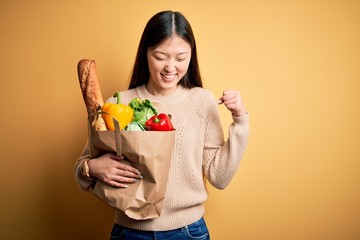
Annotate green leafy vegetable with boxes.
[124,122,146,131]
[128,98,158,127]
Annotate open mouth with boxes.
[161,73,176,80]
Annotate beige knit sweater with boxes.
[74,84,249,231]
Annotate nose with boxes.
[165,59,176,72]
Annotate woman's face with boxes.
[147,35,191,96]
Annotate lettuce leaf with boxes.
[128,98,158,127]
[124,122,145,131]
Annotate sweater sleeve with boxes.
[202,94,250,189]
[73,141,97,191]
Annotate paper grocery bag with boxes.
[87,115,175,220]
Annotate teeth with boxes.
[163,74,175,79]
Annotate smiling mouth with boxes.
[161,73,176,80]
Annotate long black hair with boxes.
[128,11,203,89]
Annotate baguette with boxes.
[77,59,104,121]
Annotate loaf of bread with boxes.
[77,59,104,121]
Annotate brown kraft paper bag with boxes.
[88,115,175,220]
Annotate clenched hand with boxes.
[218,90,247,117]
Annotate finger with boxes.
[105,174,141,190]
[115,168,143,179]
[110,155,142,175]
[220,90,238,102]
[223,91,239,100]
[102,173,140,187]
[99,175,132,188]
[107,180,129,188]
[218,97,224,104]
[218,91,228,104]
[113,174,140,184]
[115,162,142,175]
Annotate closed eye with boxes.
[154,56,166,61]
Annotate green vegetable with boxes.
[128,98,158,127]
[124,122,145,131]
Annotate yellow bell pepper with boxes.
[102,92,133,130]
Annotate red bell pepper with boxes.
[145,113,174,131]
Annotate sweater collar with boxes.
[135,84,188,105]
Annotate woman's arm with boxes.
[73,143,97,191]
[202,91,250,189]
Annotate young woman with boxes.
[74,10,249,240]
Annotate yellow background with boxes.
[1,0,359,239]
